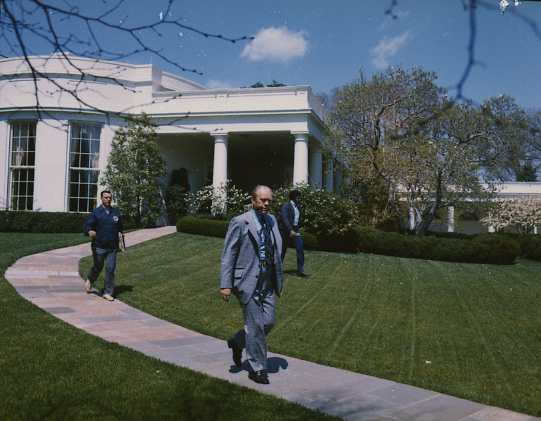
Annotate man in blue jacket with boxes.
[83,190,123,301]
[279,190,310,277]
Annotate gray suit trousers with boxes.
[233,265,276,372]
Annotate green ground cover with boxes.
[0,233,339,421]
[80,232,541,417]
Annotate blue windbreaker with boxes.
[83,205,123,248]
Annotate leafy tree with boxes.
[316,87,341,109]
[324,66,510,236]
[517,162,537,182]
[242,81,286,88]
[478,95,534,181]
[481,197,541,233]
[101,114,167,227]
[267,80,286,87]
[1,0,252,117]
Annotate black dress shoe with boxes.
[297,270,311,277]
[248,370,269,384]
[227,339,242,368]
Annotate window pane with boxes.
[27,152,35,166]
[68,123,100,212]
[72,123,80,139]
[92,125,101,139]
[28,123,36,138]
[81,153,90,168]
[9,124,35,211]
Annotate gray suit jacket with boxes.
[220,210,284,305]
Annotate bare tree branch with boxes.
[0,0,253,124]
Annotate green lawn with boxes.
[0,233,339,421]
[81,232,541,417]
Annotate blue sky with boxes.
[3,0,541,110]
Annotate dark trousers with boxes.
[280,229,304,271]
[87,244,117,296]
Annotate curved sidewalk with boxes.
[5,227,539,421]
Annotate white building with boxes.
[2,53,540,235]
[0,53,331,213]
[430,182,541,234]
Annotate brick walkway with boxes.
[5,227,540,421]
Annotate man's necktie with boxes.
[261,216,273,266]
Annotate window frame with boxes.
[67,121,102,213]
[8,121,37,211]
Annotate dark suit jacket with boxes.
[220,210,284,305]
[279,201,297,232]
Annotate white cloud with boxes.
[370,30,413,69]
[206,79,235,89]
[240,26,308,62]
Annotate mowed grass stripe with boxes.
[80,232,541,417]
[1,233,340,421]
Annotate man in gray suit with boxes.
[220,185,284,384]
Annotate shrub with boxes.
[317,227,359,253]
[425,230,475,240]
[0,211,89,233]
[176,216,229,238]
[506,233,541,262]
[355,226,520,265]
[472,234,521,265]
[273,183,362,238]
[187,182,251,216]
[176,216,320,251]
[299,232,318,251]
[0,211,138,233]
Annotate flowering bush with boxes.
[481,197,541,233]
[273,183,363,237]
[186,182,251,217]
[182,182,362,238]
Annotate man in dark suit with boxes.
[220,185,284,384]
[83,190,123,301]
[279,190,310,277]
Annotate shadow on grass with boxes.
[114,284,134,295]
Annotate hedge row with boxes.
[355,227,520,265]
[0,211,90,233]
[506,233,541,262]
[176,217,521,265]
[176,216,230,238]
[176,216,319,247]
[0,211,139,233]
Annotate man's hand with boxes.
[290,229,297,237]
[88,230,97,238]
[221,288,231,302]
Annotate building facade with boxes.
[0,53,331,213]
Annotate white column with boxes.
[323,160,333,191]
[211,133,228,214]
[212,134,228,187]
[293,133,309,185]
[447,206,455,233]
[309,146,323,188]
